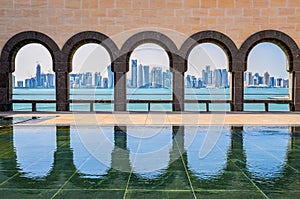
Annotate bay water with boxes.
[12,88,289,111]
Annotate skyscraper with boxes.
[138,64,143,88]
[12,75,15,88]
[36,64,41,87]
[151,67,162,88]
[221,69,229,87]
[131,59,137,88]
[41,74,47,87]
[143,65,150,88]
[103,77,108,88]
[47,74,55,88]
[213,69,222,87]
[264,72,270,86]
[17,81,23,88]
[205,65,212,85]
[202,69,208,85]
[186,75,191,88]
[94,72,102,87]
[107,65,114,88]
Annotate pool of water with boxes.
[0,124,299,198]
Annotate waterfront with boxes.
[12,88,289,111]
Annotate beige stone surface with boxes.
[0,0,300,49]
[4,112,300,125]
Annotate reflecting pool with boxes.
[0,124,299,198]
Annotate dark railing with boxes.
[12,98,293,112]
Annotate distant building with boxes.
[25,79,31,88]
[103,77,108,88]
[138,64,143,88]
[276,78,283,87]
[213,69,222,87]
[94,72,102,87]
[107,65,114,88]
[143,65,150,88]
[17,81,23,88]
[151,67,162,88]
[47,74,55,88]
[36,64,41,87]
[12,75,15,88]
[131,59,137,88]
[270,77,275,87]
[221,69,229,88]
[264,72,270,86]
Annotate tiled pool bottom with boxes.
[0,125,299,199]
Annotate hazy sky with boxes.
[13,42,289,82]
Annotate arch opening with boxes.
[13,43,55,111]
[184,43,230,111]
[70,43,113,111]
[244,42,290,111]
[126,43,172,111]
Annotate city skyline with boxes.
[14,42,289,82]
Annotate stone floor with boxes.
[2,111,300,125]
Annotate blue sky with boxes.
[13,42,289,81]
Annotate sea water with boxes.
[12,88,289,111]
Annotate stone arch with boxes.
[59,31,119,111]
[180,30,238,72]
[62,31,119,72]
[118,31,180,111]
[0,31,60,111]
[238,30,299,111]
[238,30,298,72]
[120,31,178,71]
[180,30,238,111]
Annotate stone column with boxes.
[114,72,126,111]
[228,126,246,169]
[56,72,69,111]
[230,71,244,111]
[0,71,12,111]
[293,71,300,111]
[172,55,186,112]
[113,58,127,112]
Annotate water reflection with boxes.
[244,126,289,180]
[127,126,172,178]
[71,126,114,178]
[184,126,230,180]
[0,124,298,197]
[14,126,56,179]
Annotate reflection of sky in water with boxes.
[185,126,230,180]
[244,126,289,180]
[127,126,172,179]
[71,126,114,178]
[14,126,56,179]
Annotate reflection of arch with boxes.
[0,31,60,111]
[71,126,114,178]
[184,126,230,180]
[120,31,180,111]
[14,126,56,179]
[239,30,299,111]
[60,31,119,111]
[243,126,290,179]
[127,126,172,178]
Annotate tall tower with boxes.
[131,59,137,88]
[107,65,114,88]
[36,64,41,87]
[143,65,150,88]
[138,63,143,88]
